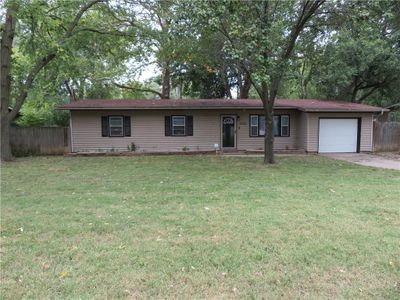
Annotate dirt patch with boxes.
[374,152,400,161]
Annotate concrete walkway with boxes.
[322,153,400,170]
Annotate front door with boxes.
[222,116,236,148]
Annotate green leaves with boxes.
[4,0,140,126]
[309,0,400,104]
[4,0,399,129]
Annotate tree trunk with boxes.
[237,72,242,99]
[240,73,251,99]
[263,100,274,164]
[258,78,280,164]
[1,117,12,161]
[350,76,359,103]
[161,62,170,99]
[1,4,17,161]
[224,75,232,99]
[221,63,232,99]
[64,80,77,102]
[248,79,276,164]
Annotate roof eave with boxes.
[61,106,299,111]
[60,106,385,113]
[302,108,386,113]
[61,106,261,110]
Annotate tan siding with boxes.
[295,112,308,150]
[72,110,220,152]
[305,112,373,152]
[71,109,300,152]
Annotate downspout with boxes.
[69,111,74,153]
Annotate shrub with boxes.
[128,142,137,152]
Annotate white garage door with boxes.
[318,119,359,153]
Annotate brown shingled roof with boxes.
[60,98,387,112]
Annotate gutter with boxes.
[60,107,385,113]
[59,106,298,111]
[301,109,388,113]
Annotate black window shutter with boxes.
[165,116,171,136]
[278,116,282,136]
[124,116,131,136]
[249,115,252,137]
[101,116,109,137]
[186,116,193,136]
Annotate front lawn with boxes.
[1,155,399,299]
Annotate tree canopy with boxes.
[2,0,399,118]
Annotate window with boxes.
[249,114,290,137]
[250,115,258,136]
[101,116,131,137]
[109,116,124,137]
[281,115,289,137]
[172,116,186,136]
[165,116,193,136]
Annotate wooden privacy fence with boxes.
[373,121,400,152]
[10,127,70,156]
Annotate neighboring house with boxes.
[61,98,388,154]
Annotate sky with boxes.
[137,64,159,82]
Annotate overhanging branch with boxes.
[113,82,163,98]
[8,0,103,121]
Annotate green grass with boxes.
[1,155,399,299]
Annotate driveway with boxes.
[322,153,400,170]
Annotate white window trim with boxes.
[172,115,186,136]
[109,116,124,137]
[280,115,289,137]
[250,115,259,137]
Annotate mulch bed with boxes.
[65,149,306,157]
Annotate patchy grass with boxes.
[1,155,399,299]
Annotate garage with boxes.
[318,118,359,153]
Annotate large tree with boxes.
[0,0,110,161]
[314,0,400,105]
[111,0,179,99]
[276,0,400,107]
[1,2,17,161]
[188,0,325,163]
